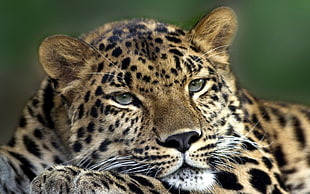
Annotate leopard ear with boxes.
[39,35,99,88]
[190,7,237,55]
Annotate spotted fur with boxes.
[1,7,309,194]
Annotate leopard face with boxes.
[39,8,249,192]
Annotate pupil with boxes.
[191,80,202,91]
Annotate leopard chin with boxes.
[161,165,216,192]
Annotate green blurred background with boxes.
[1,0,310,144]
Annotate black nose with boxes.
[157,131,201,153]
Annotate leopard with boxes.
[0,7,310,194]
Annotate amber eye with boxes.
[189,79,206,93]
[114,93,134,105]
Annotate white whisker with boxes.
[195,45,230,62]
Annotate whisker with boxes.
[95,51,116,68]
[86,72,126,82]
[195,45,230,62]
[153,167,162,178]
[206,50,231,60]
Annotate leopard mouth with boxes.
[161,163,216,192]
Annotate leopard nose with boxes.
[158,131,201,153]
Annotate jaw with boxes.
[160,166,216,192]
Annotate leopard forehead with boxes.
[81,19,216,93]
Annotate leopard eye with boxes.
[114,93,134,105]
[189,79,206,93]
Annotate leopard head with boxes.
[39,7,243,192]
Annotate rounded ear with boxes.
[190,7,237,53]
[39,35,100,88]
